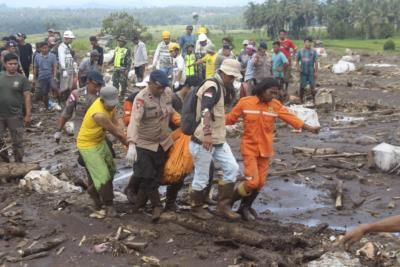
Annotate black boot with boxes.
[165,182,183,212]
[190,190,213,220]
[133,189,148,212]
[125,175,141,204]
[216,182,240,221]
[148,189,163,222]
[238,191,259,221]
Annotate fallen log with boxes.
[0,162,40,179]
[312,153,367,159]
[293,147,337,155]
[335,179,344,210]
[269,166,316,177]
[18,236,66,257]
[160,212,310,251]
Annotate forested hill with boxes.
[0,5,244,34]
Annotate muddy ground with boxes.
[2,51,400,266]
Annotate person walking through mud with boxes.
[225,78,319,221]
[0,53,31,163]
[77,86,128,217]
[125,70,180,222]
[189,59,242,221]
[296,36,318,103]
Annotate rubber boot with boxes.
[239,191,260,221]
[204,183,217,205]
[190,190,213,220]
[125,175,141,204]
[216,182,241,221]
[133,189,148,212]
[148,189,162,222]
[165,182,182,212]
[87,184,102,210]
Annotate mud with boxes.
[1,51,400,266]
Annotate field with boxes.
[26,26,400,57]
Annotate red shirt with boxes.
[280,38,297,63]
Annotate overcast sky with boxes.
[1,0,261,8]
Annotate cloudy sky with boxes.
[1,0,261,8]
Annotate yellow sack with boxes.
[162,129,193,184]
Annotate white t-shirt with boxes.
[173,55,186,85]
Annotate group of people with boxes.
[0,26,387,250]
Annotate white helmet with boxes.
[198,33,207,42]
[63,30,75,39]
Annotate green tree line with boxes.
[244,0,400,40]
[0,5,244,35]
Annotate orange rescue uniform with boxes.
[225,96,304,191]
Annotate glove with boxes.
[54,131,62,144]
[62,70,68,78]
[126,144,137,166]
[174,81,180,89]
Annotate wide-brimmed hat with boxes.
[219,59,242,78]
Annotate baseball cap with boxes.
[16,33,26,39]
[48,28,55,33]
[219,59,242,78]
[223,44,232,50]
[242,40,249,45]
[100,86,119,107]
[6,40,17,48]
[90,50,100,57]
[259,42,268,49]
[198,33,207,42]
[87,71,105,86]
[150,70,169,88]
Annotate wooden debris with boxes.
[1,201,17,213]
[0,162,40,179]
[18,236,66,257]
[335,179,344,210]
[270,166,316,177]
[123,241,148,252]
[141,256,160,266]
[312,153,367,159]
[293,147,337,155]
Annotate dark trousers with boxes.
[0,116,24,162]
[134,65,145,82]
[133,146,166,192]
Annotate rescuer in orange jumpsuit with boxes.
[225,77,320,221]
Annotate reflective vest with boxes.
[185,53,196,77]
[114,47,128,68]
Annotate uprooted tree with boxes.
[101,12,151,41]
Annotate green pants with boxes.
[78,141,116,191]
[112,69,128,98]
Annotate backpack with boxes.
[181,78,221,135]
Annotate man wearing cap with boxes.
[112,36,131,100]
[55,70,105,143]
[194,44,217,79]
[58,30,76,101]
[179,26,196,57]
[153,31,173,77]
[132,36,148,83]
[77,86,128,216]
[189,59,241,221]
[169,43,186,91]
[89,36,104,67]
[78,50,100,87]
[16,33,32,79]
[195,33,212,58]
[125,70,180,222]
